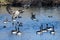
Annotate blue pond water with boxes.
[0,7,60,40]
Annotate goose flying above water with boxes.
[6,5,24,19]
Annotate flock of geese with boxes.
[37,24,55,35]
[11,23,55,36]
[5,5,38,36]
[1,5,55,36]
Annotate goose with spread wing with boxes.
[6,5,24,19]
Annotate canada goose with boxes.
[37,28,47,35]
[17,31,22,35]
[50,30,55,35]
[47,27,53,31]
[6,6,24,19]
[11,30,17,35]
[11,26,17,35]
[50,26,55,35]
[37,31,42,34]
[17,27,22,35]
[31,12,38,21]
[41,24,48,33]
[37,25,43,34]
[31,15,36,20]
[11,10,24,19]
[46,24,53,31]
[42,29,48,33]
